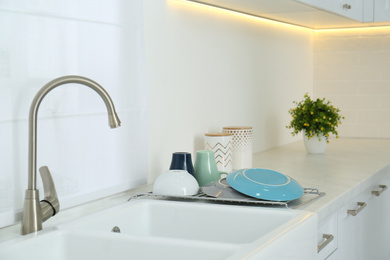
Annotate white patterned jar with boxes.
[204,132,233,173]
[222,126,253,170]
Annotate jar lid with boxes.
[205,132,233,137]
[222,126,252,130]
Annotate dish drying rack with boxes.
[130,188,325,209]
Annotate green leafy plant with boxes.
[286,94,344,143]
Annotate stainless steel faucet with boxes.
[21,75,121,235]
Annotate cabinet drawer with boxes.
[317,212,337,260]
[337,178,390,260]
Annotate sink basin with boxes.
[0,199,318,259]
[62,199,304,244]
[0,229,237,260]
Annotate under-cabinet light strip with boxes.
[177,0,390,32]
[313,25,390,32]
[178,0,312,31]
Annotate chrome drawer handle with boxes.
[343,4,352,9]
[318,234,334,253]
[347,202,366,216]
[372,185,388,197]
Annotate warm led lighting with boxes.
[175,0,390,32]
[313,25,390,32]
[176,0,312,31]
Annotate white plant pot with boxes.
[303,132,327,154]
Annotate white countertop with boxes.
[1,138,390,242]
[252,138,390,222]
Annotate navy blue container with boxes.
[169,152,195,176]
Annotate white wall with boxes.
[4,0,386,230]
[143,0,314,182]
[0,1,148,228]
[314,28,390,138]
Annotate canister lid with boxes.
[205,132,232,136]
[222,126,252,130]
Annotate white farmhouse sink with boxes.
[0,199,318,260]
[62,199,305,244]
[0,229,236,260]
[0,230,235,260]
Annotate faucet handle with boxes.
[39,166,60,222]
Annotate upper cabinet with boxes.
[296,0,367,22]
[374,0,390,22]
[187,0,390,29]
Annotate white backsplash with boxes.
[144,0,313,181]
[4,0,387,229]
[0,0,147,228]
[314,28,390,138]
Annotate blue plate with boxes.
[226,168,304,201]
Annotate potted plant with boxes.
[286,94,344,153]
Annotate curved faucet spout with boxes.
[28,75,121,190]
[21,75,121,235]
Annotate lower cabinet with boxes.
[361,176,390,259]
[318,173,390,260]
[317,213,338,260]
[337,188,371,259]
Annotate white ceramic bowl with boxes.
[153,170,199,196]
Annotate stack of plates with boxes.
[202,168,304,202]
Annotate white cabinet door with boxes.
[325,250,339,260]
[337,190,370,260]
[294,0,338,13]
[317,213,338,260]
[363,0,374,22]
[296,0,364,21]
[361,178,390,259]
[334,0,364,21]
[295,0,332,10]
[337,174,390,260]
[374,0,390,21]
